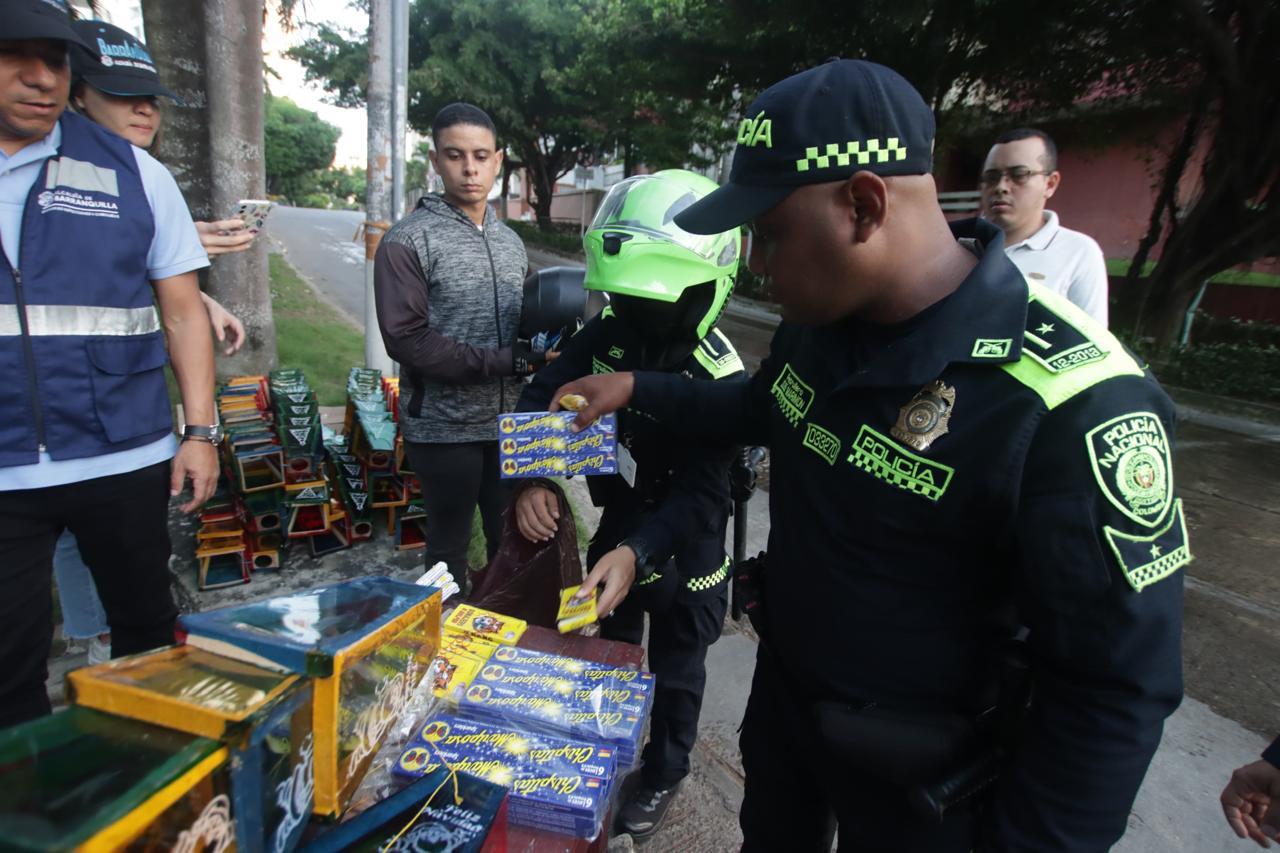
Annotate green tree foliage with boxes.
[290,0,726,228]
[264,93,341,200]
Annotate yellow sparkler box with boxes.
[179,577,443,818]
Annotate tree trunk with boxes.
[141,0,210,222]
[202,0,276,375]
[141,0,276,375]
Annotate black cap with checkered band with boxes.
[675,59,936,235]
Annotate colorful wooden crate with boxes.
[66,645,315,852]
[179,577,444,817]
[0,707,231,852]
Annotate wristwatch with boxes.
[619,537,658,582]
[182,423,223,444]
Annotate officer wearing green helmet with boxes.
[514,168,746,839]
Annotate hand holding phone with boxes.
[231,199,274,235]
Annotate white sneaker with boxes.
[87,636,112,666]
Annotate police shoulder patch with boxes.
[1104,498,1191,592]
[1086,411,1173,528]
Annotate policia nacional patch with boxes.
[1086,411,1190,591]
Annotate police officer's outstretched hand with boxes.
[550,372,636,431]
[515,485,560,542]
[1222,758,1280,847]
[171,440,219,513]
[577,546,636,619]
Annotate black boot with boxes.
[616,781,681,839]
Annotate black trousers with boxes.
[0,461,178,728]
[405,440,512,587]
[589,538,728,790]
[738,649,978,853]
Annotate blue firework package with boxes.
[458,681,646,767]
[472,661,649,716]
[393,714,615,838]
[496,412,618,478]
[489,646,656,695]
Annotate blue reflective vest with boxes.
[0,111,170,469]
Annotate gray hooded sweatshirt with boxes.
[374,193,527,443]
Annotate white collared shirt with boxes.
[1004,210,1109,326]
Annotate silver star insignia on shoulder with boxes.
[1036,322,1055,335]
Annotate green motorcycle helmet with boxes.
[584,169,740,344]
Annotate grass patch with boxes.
[1106,257,1280,288]
[270,253,365,404]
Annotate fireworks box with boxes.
[0,707,233,852]
[443,604,527,645]
[66,644,315,852]
[458,680,646,768]
[179,577,443,817]
[480,647,653,765]
[490,645,656,693]
[393,713,615,839]
[496,411,618,479]
[471,660,651,716]
[299,763,505,853]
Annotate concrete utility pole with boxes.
[391,0,410,220]
[364,0,395,374]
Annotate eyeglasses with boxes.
[979,167,1053,187]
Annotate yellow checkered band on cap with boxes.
[795,138,907,172]
[685,557,730,592]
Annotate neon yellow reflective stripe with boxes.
[0,304,161,337]
[1104,498,1192,592]
[686,556,730,592]
[1002,284,1142,409]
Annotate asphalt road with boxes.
[269,205,368,324]
[262,207,1280,849]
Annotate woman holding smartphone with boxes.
[55,20,257,663]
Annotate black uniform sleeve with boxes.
[516,318,607,412]
[626,382,743,569]
[373,240,514,381]
[986,379,1186,851]
[630,331,785,447]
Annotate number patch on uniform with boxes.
[1104,498,1191,591]
[1086,412,1173,528]
[1022,299,1106,373]
[802,423,841,465]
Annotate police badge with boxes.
[892,380,955,452]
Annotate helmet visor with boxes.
[590,176,735,263]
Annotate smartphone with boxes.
[232,199,274,235]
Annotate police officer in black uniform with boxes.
[514,169,747,839]
[550,61,1187,852]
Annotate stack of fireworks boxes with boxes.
[343,368,425,552]
[191,368,412,591]
[0,577,474,852]
[395,604,655,839]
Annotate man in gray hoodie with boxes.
[374,103,543,589]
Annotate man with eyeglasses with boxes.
[980,128,1109,325]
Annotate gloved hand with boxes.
[512,340,548,376]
